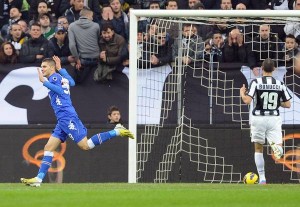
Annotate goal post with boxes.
[128,9,300,183]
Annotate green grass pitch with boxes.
[1,183,300,207]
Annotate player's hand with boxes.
[53,56,62,70]
[75,59,81,70]
[37,68,44,83]
[240,84,247,97]
[237,34,244,47]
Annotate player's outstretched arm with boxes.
[37,68,65,94]
[53,56,75,86]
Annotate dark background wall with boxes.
[0,125,299,183]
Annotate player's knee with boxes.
[78,144,90,151]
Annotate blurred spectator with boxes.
[140,0,166,9]
[220,0,233,9]
[68,7,100,83]
[0,41,19,63]
[204,30,224,62]
[165,0,179,39]
[284,0,300,42]
[18,19,29,34]
[107,105,122,125]
[208,21,231,40]
[110,0,129,41]
[65,0,100,24]
[284,34,299,64]
[139,27,173,68]
[29,0,49,23]
[172,24,204,65]
[138,1,160,33]
[223,28,254,64]
[48,26,75,65]
[94,23,128,82]
[19,22,50,63]
[263,7,286,41]
[193,3,214,40]
[1,0,23,29]
[7,23,28,53]
[235,2,247,9]
[1,7,23,39]
[188,0,200,9]
[38,13,55,40]
[57,16,69,31]
[192,1,205,9]
[166,0,178,9]
[251,24,284,75]
[29,0,70,22]
[65,0,84,24]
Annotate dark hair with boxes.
[107,105,120,116]
[102,23,114,32]
[166,0,178,7]
[0,42,18,64]
[262,58,275,73]
[30,22,41,30]
[38,0,48,6]
[285,34,296,41]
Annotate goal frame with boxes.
[128,9,300,183]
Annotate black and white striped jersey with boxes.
[247,76,292,116]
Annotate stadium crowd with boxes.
[0,0,300,83]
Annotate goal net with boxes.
[128,10,300,183]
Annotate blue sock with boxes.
[37,151,53,181]
[87,130,118,149]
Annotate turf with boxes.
[1,183,300,207]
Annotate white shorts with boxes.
[250,115,283,145]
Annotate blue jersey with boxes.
[43,69,77,120]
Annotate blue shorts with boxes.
[52,116,87,143]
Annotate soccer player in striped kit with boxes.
[240,58,292,184]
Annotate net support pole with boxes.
[128,10,138,183]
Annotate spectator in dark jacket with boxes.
[110,0,129,41]
[65,0,84,24]
[48,26,75,65]
[139,27,173,68]
[19,22,50,63]
[65,0,100,24]
[251,24,284,75]
[94,23,128,82]
[1,0,23,28]
[204,30,225,63]
[223,28,255,65]
[29,0,70,22]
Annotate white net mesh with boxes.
[131,14,300,183]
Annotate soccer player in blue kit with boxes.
[21,56,134,187]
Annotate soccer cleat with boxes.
[270,142,283,160]
[119,129,134,139]
[20,177,41,187]
[114,124,134,139]
[259,180,266,185]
